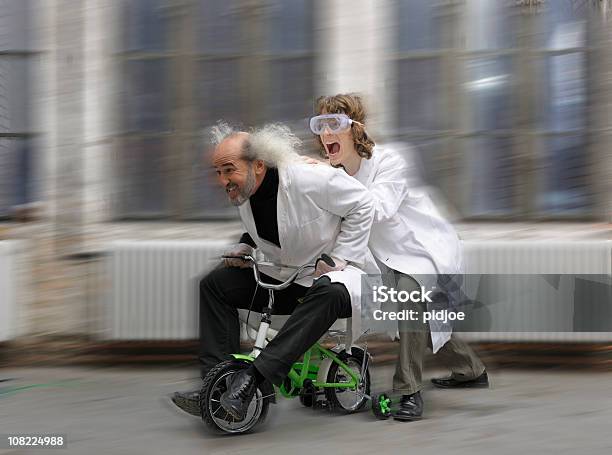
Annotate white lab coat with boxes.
[353,143,464,353]
[238,162,380,341]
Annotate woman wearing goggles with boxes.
[309,106,371,173]
[309,93,488,422]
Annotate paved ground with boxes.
[1,365,612,455]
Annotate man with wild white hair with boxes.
[171,123,377,420]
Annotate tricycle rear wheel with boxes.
[324,348,370,413]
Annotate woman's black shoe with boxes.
[431,371,489,389]
[393,391,423,421]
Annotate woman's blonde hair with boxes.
[315,93,375,159]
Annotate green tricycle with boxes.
[198,254,372,434]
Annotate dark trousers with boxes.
[198,266,352,385]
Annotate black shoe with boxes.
[171,390,201,417]
[393,391,423,421]
[431,370,489,389]
[220,370,258,420]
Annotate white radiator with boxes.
[463,241,611,275]
[108,240,231,339]
[0,241,18,341]
[106,239,611,342]
[460,240,612,342]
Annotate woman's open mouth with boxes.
[325,142,341,157]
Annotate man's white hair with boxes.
[209,121,301,168]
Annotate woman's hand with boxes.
[314,256,347,277]
[300,155,328,166]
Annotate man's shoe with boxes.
[431,370,489,389]
[171,390,201,417]
[393,391,423,421]
[220,370,258,420]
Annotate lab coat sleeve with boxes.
[315,169,374,266]
[369,152,421,223]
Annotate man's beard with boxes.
[227,167,256,206]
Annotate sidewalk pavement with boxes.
[1,366,612,454]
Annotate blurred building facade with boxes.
[0,0,611,339]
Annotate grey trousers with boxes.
[393,274,485,394]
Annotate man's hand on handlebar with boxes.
[223,243,254,268]
[222,250,345,278]
[314,256,347,277]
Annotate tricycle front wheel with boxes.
[199,360,270,434]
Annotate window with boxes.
[535,3,592,215]
[116,0,314,219]
[0,0,37,218]
[394,0,598,219]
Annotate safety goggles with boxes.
[309,114,363,135]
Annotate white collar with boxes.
[353,154,374,186]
